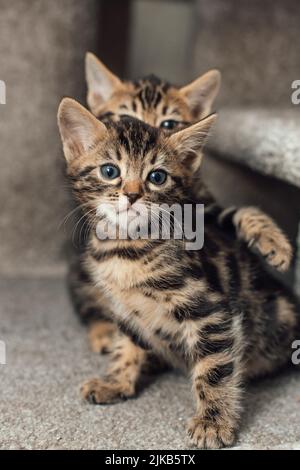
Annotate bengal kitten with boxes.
[58,98,299,449]
[70,54,292,354]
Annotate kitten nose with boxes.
[123,181,143,205]
[126,192,140,205]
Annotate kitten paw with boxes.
[187,416,236,449]
[81,378,134,404]
[234,207,292,272]
[257,234,292,271]
[88,321,116,354]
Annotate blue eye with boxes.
[160,120,179,130]
[100,164,120,180]
[148,170,167,186]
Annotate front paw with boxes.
[81,378,134,405]
[187,416,236,449]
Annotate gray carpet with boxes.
[1,277,300,450]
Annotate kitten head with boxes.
[58,98,216,235]
[86,53,220,129]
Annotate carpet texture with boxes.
[1,278,300,450]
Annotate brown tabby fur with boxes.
[70,54,292,354]
[58,99,299,449]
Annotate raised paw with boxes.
[81,378,134,405]
[256,235,292,271]
[233,207,292,272]
[88,321,116,354]
[187,416,236,449]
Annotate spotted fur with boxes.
[58,99,300,449]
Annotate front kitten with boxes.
[58,98,299,449]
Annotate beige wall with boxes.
[129,0,194,84]
[0,0,100,275]
[129,0,300,108]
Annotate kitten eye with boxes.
[100,164,120,180]
[148,170,167,186]
[160,120,179,130]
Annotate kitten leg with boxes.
[81,334,148,404]
[68,260,116,353]
[220,206,292,271]
[88,321,116,354]
[187,354,242,449]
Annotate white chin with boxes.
[97,205,150,240]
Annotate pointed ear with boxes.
[57,98,108,163]
[180,70,221,119]
[168,113,217,173]
[85,52,123,114]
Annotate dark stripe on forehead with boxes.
[115,118,159,157]
[132,75,171,110]
[138,88,147,110]
[144,84,162,109]
[118,127,131,154]
[142,130,158,156]
[145,86,153,107]
[153,90,162,108]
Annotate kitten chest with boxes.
[90,255,205,367]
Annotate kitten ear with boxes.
[57,98,108,163]
[168,113,217,173]
[180,70,221,119]
[85,52,123,114]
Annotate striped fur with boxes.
[58,100,300,449]
[85,54,292,269]
[71,55,292,354]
